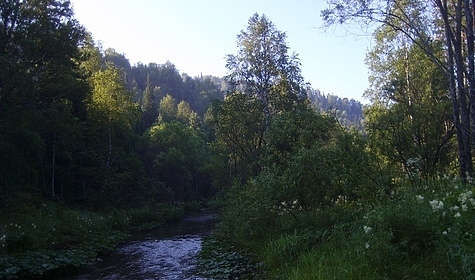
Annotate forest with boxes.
[1,0,475,279]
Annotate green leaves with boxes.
[365,31,453,180]
[90,66,140,128]
[226,13,307,118]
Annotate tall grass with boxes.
[209,176,475,279]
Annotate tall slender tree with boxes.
[213,13,308,180]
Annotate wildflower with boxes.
[454,212,461,218]
[451,205,459,211]
[462,204,468,211]
[443,231,448,235]
[365,243,370,249]
[430,200,444,211]
[416,195,424,202]
[363,226,372,234]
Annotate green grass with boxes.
[286,246,379,280]
[209,176,475,279]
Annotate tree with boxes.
[321,0,475,178]
[142,74,157,128]
[158,94,177,122]
[226,13,308,120]
[0,0,87,198]
[177,100,194,124]
[364,26,454,181]
[210,94,267,181]
[146,121,211,201]
[213,13,309,181]
[87,64,141,206]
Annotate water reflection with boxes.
[69,213,217,280]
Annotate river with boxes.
[67,212,218,280]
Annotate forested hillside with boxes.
[1,1,474,279]
[308,88,364,129]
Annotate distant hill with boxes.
[104,48,365,131]
[307,88,365,130]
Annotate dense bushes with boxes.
[202,106,475,279]
[207,175,475,279]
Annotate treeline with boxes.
[0,0,361,213]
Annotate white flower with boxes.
[363,226,372,234]
[462,204,468,211]
[365,243,370,249]
[443,231,448,235]
[451,205,460,211]
[454,212,461,218]
[430,200,444,210]
[416,195,424,202]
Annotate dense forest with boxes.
[1,0,475,279]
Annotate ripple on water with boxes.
[118,235,202,279]
[69,213,218,280]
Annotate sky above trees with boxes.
[70,0,373,102]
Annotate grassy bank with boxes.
[201,176,475,279]
[0,197,203,279]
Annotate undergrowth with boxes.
[0,199,188,279]
[206,175,475,279]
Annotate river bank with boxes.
[0,201,205,279]
[66,212,218,280]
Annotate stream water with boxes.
[67,212,218,280]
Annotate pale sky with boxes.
[70,0,374,102]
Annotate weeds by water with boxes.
[0,199,188,279]
[197,236,265,279]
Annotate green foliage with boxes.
[263,230,316,271]
[210,94,267,181]
[285,245,380,280]
[307,89,365,130]
[270,177,475,279]
[0,0,88,201]
[364,31,454,180]
[145,121,212,201]
[0,201,185,279]
[226,13,308,115]
[198,237,264,279]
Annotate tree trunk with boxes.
[436,0,473,178]
[51,133,56,198]
[465,0,475,165]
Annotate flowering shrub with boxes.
[357,176,475,278]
